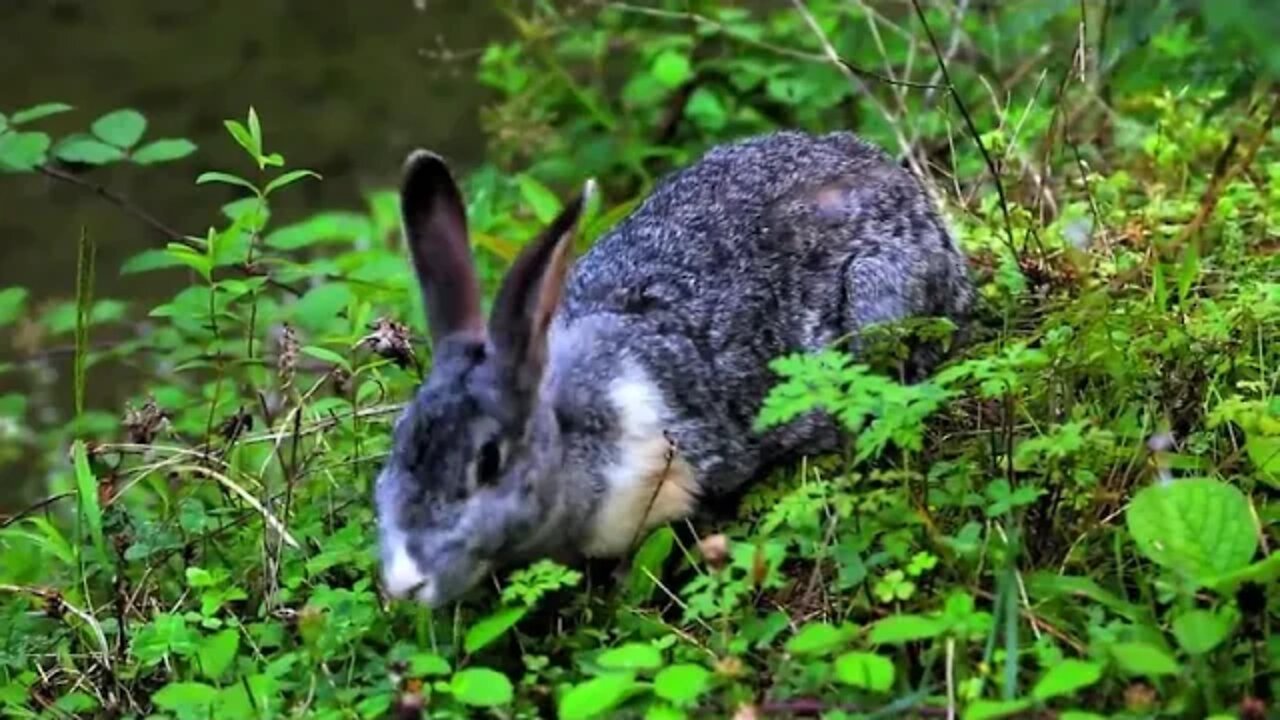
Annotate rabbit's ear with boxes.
[400,150,485,344]
[488,180,595,397]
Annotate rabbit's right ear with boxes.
[400,150,485,344]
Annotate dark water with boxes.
[0,0,510,509]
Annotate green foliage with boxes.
[1,1,1278,718]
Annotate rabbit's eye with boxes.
[476,439,503,487]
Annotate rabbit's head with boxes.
[374,150,591,608]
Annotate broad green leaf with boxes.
[164,244,213,281]
[653,664,710,705]
[450,667,513,707]
[1110,641,1180,677]
[152,682,218,713]
[1245,435,1280,486]
[626,525,674,603]
[685,87,727,131]
[1032,659,1103,701]
[652,50,693,88]
[646,704,688,720]
[11,102,72,124]
[785,622,852,656]
[0,131,51,171]
[54,135,125,164]
[598,643,663,672]
[132,138,197,165]
[1206,551,1280,594]
[265,212,370,250]
[72,440,107,562]
[290,283,352,334]
[197,171,260,194]
[463,606,527,654]
[264,169,321,196]
[965,699,1032,720]
[517,174,563,225]
[198,629,239,680]
[558,672,638,720]
[408,653,451,677]
[1126,478,1257,583]
[224,119,258,158]
[868,614,946,645]
[1059,713,1107,720]
[834,652,895,692]
[0,113,6,133]
[300,345,352,372]
[0,287,28,326]
[121,249,189,275]
[1171,609,1234,655]
[92,109,147,148]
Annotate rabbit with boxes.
[373,130,975,608]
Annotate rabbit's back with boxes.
[554,130,972,498]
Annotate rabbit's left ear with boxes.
[488,179,595,399]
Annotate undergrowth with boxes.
[1,1,1278,718]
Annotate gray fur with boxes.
[374,130,974,608]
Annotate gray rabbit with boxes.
[374,130,974,608]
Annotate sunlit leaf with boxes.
[92,109,147,148]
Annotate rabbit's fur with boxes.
[375,130,974,607]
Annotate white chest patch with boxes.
[581,362,699,557]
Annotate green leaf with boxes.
[300,345,352,372]
[1059,712,1107,720]
[408,653,451,677]
[833,652,895,692]
[0,287,28,327]
[653,664,710,705]
[152,682,218,713]
[597,643,663,672]
[685,87,727,131]
[11,102,73,125]
[651,50,693,88]
[1171,609,1235,655]
[290,283,353,334]
[1110,641,1180,677]
[197,171,260,194]
[464,606,527,654]
[1245,435,1280,485]
[163,244,213,282]
[121,249,189,275]
[198,629,239,680]
[785,622,853,656]
[91,109,147,148]
[264,212,370,250]
[264,169,321,196]
[517,174,564,225]
[1125,478,1258,583]
[965,699,1033,720]
[54,135,125,164]
[71,440,107,562]
[1032,659,1103,701]
[132,138,197,165]
[0,131,51,171]
[558,672,638,720]
[450,667,513,707]
[868,614,946,645]
[224,119,258,158]
[248,106,263,148]
[626,526,674,603]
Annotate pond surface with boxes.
[0,0,510,509]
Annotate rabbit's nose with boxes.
[381,540,437,604]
